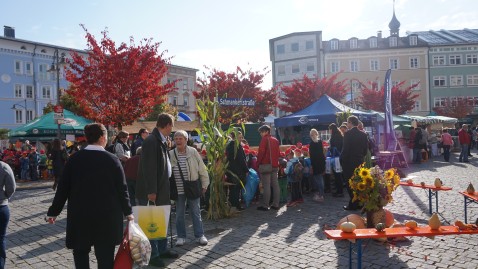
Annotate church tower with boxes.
[388,0,401,36]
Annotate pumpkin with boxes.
[375,223,386,232]
[467,183,475,194]
[406,178,413,184]
[337,214,366,229]
[405,220,418,229]
[340,217,357,233]
[429,213,441,230]
[420,182,426,187]
[384,209,395,227]
[434,178,443,188]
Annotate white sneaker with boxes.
[176,237,186,246]
[197,235,208,245]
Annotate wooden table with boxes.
[399,182,452,214]
[376,150,407,169]
[325,226,478,269]
[459,191,478,224]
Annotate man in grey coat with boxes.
[136,113,178,267]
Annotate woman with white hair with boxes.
[169,130,210,246]
[308,128,326,202]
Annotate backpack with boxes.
[302,157,311,176]
[106,143,116,154]
[291,160,304,182]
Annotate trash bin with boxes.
[278,176,288,203]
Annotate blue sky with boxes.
[2,0,478,87]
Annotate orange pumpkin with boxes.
[384,209,395,228]
[337,214,366,229]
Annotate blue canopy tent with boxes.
[274,94,376,128]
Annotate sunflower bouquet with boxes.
[348,163,400,211]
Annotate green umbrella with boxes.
[8,109,93,139]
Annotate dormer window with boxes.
[389,37,398,47]
[369,37,377,48]
[20,45,26,50]
[350,38,358,49]
[41,49,47,53]
[409,35,418,46]
[330,40,339,50]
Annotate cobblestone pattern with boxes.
[6,152,478,268]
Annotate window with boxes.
[26,110,34,123]
[172,96,177,106]
[15,84,22,98]
[306,63,315,72]
[389,37,398,47]
[291,43,299,52]
[389,58,399,70]
[26,85,33,98]
[450,75,463,86]
[277,65,285,76]
[25,62,33,76]
[434,97,447,107]
[370,59,379,71]
[410,79,421,91]
[41,86,52,99]
[15,60,22,74]
[276,44,285,54]
[183,80,188,90]
[369,38,377,48]
[450,96,464,107]
[351,80,361,92]
[183,96,188,106]
[350,60,358,72]
[39,64,49,80]
[15,110,23,124]
[467,75,478,85]
[331,62,340,73]
[412,101,421,112]
[409,57,419,69]
[466,54,478,64]
[350,39,358,49]
[305,40,314,50]
[291,64,300,74]
[449,55,462,65]
[433,76,446,87]
[409,35,418,46]
[330,40,339,50]
[433,55,445,66]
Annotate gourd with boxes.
[384,209,395,228]
[340,217,357,233]
[429,213,441,230]
[405,220,418,229]
[406,178,413,184]
[375,223,386,232]
[337,214,366,229]
[434,178,443,188]
[420,182,426,187]
[467,183,475,194]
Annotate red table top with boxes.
[459,191,478,201]
[399,182,452,191]
[324,226,478,240]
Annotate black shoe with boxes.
[333,193,344,197]
[148,257,165,267]
[236,206,245,211]
[270,206,280,210]
[159,250,178,259]
[257,206,269,211]
[343,205,359,211]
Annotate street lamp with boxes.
[48,49,66,139]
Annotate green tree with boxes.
[0,129,9,140]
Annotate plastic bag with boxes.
[325,157,332,174]
[334,157,342,173]
[242,168,259,207]
[128,220,151,266]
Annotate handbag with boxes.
[174,150,202,199]
[258,137,273,174]
[169,175,178,201]
[113,222,133,269]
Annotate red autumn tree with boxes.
[278,73,348,113]
[433,97,474,119]
[357,80,419,115]
[194,66,278,123]
[66,25,174,129]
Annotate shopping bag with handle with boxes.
[132,202,171,240]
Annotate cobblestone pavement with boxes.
[7,151,478,268]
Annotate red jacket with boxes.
[458,128,471,145]
[257,134,280,168]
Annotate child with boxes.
[301,148,312,193]
[28,148,39,181]
[46,156,53,180]
[285,149,303,207]
[20,152,29,181]
[38,149,47,179]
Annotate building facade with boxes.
[164,64,198,121]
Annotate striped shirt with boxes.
[173,152,188,195]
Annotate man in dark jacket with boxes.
[136,113,178,267]
[341,116,369,211]
[226,131,249,211]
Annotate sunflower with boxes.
[359,168,371,179]
[364,176,375,188]
[393,175,400,185]
[385,169,395,180]
[352,193,359,202]
[357,182,367,191]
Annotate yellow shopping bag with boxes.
[132,204,171,240]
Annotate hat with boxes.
[40,150,45,154]
[244,149,250,155]
[296,142,302,149]
[280,152,286,157]
[301,147,309,152]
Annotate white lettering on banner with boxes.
[298,116,319,124]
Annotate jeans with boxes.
[0,205,9,269]
[21,169,28,180]
[312,174,324,196]
[73,244,115,269]
[333,171,344,194]
[176,194,204,239]
[443,145,451,162]
[413,148,422,163]
[126,179,136,206]
[137,199,168,258]
[259,167,280,208]
[459,144,469,162]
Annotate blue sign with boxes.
[218,98,256,106]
